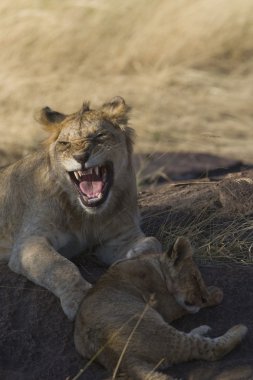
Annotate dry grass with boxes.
[161,211,253,264]
[1,0,253,162]
[141,190,253,264]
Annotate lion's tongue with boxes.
[79,178,103,198]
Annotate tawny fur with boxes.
[74,237,247,380]
[0,96,161,320]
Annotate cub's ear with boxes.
[35,106,66,127]
[101,96,131,126]
[166,237,193,265]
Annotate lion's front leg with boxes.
[126,236,162,259]
[9,236,91,320]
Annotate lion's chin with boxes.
[68,161,113,209]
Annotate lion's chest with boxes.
[56,223,113,259]
[48,229,79,258]
[56,206,136,262]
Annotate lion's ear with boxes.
[35,107,66,128]
[166,237,193,266]
[101,96,131,126]
[35,107,67,145]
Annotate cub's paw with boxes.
[226,324,248,341]
[207,286,223,306]
[60,282,92,320]
[189,325,212,336]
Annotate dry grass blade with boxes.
[144,358,166,380]
[112,299,152,380]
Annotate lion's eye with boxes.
[96,132,106,139]
[58,141,70,147]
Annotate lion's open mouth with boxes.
[69,162,113,208]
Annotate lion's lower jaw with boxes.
[77,191,113,215]
[77,184,129,216]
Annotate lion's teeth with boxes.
[74,172,80,180]
[98,193,102,199]
[75,167,102,178]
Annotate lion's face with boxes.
[161,237,209,314]
[37,97,134,213]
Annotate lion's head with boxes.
[36,97,135,213]
[160,237,210,313]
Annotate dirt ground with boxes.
[0,153,253,380]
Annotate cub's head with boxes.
[36,97,135,213]
[160,237,211,313]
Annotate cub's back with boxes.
[74,257,166,358]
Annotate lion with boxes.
[74,237,247,380]
[0,96,161,320]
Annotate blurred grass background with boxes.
[0,0,253,162]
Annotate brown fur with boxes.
[74,237,247,380]
[0,96,161,320]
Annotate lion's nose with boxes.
[73,152,90,164]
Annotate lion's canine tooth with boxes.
[78,171,83,177]
[74,172,80,180]
[95,167,99,176]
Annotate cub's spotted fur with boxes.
[75,237,247,380]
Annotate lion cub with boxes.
[74,237,247,380]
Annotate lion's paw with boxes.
[207,286,223,306]
[126,237,162,259]
[60,283,92,320]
